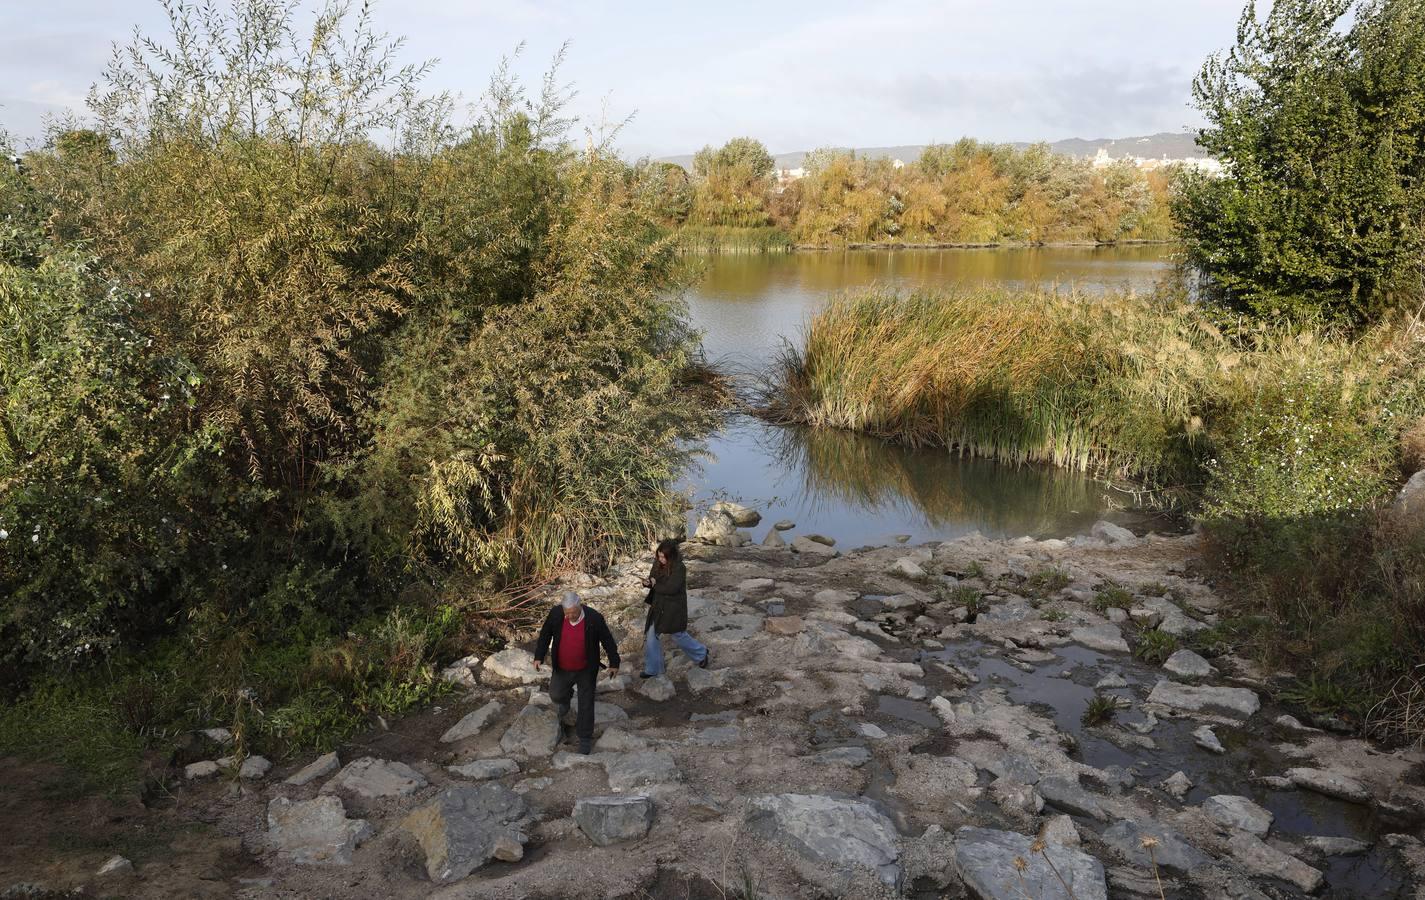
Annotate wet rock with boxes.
[498,706,561,758]
[774,519,796,530]
[764,615,804,636]
[440,654,481,687]
[1227,832,1323,893]
[1304,835,1370,856]
[286,752,340,787]
[1162,771,1193,801]
[745,793,901,887]
[1147,680,1260,718]
[1103,819,1211,873]
[857,722,888,740]
[441,701,503,743]
[321,757,427,801]
[603,751,680,791]
[480,648,547,686]
[1038,776,1108,821]
[812,746,871,768]
[267,796,373,865]
[1285,767,1371,804]
[401,784,529,884]
[761,528,787,549]
[573,794,655,846]
[1193,725,1226,754]
[1163,649,1214,678]
[637,674,675,701]
[791,536,838,557]
[954,826,1108,900]
[1095,673,1129,690]
[95,855,134,880]
[1091,520,1137,546]
[685,666,728,695]
[449,759,519,781]
[738,577,775,595]
[1070,624,1129,654]
[1203,795,1273,836]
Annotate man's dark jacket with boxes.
[644,559,689,635]
[533,605,620,673]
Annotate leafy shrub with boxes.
[1134,630,1179,664]
[1092,583,1135,612]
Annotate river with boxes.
[680,245,1175,546]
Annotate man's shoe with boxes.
[640,671,655,679]
[578,739,593,755]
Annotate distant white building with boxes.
[1091,146,1223,175]
[776,166,806,184]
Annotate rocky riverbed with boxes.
[9,517,1425,899]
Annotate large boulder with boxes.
[1285,767,1371,804]
[1090,520,1137,546]
[1102,819,1210,873]
[499,705,561,758]
[1395,469,1425,516]
[1227,832,1324,893]
[602,751,681,791]
[573,794,655,846]
[1146,680,1260,718]
[791,536,839,557]
[402,784,529,884]
[954,826,1107,900]
[637,674,676,702]
[745,793,901,887]
[712,500,761,527]
[1202,795,1273,836]
[479,648,547,686]
[441,700,503,743]
[320,757,427,802]
[267,796,373,866]
[693,509,739,542]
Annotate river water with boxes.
[679,246,1175,546]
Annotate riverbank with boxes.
[675,225,1178,254]
[7,519,1423,898]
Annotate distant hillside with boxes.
[659,131,1209,170]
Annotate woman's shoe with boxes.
[699,650,711,669]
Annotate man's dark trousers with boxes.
[549,666,597,744]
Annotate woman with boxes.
[641,539,709,677]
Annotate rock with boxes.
[1038,776,1108,821]
[573,794,655,846]
[239,755,273,779]
[200,727,233,745]
[989,778,1044,818]
[1106,607,1128,623]
[738,577,775,595]
[1095,673,1129,690]
[1128,606,1163,629]
[593,728,648,752]
[1070,624,1130,654]
[95,855,134,879]
[184,760,220,780]
[812,588,857,605]
[804,533,836,546]
[480,648,547,686]
[791,535,839,557]
[691,612,765,644]
[887,557,927,579]
[448,759,520,780]
[498,705,561,758]
[745,794,901,886]
[812,746,872,767]
[267,796,373,865]
[603,751,680,791]
[691,724,741,745]
[1227,832,1324,893]
[637,674,676,701]
[592,701,629,723]
[1162,771,1193,801]
[774,519,796,530]
[764,615,805,635]
[858,722,888,740]
[1260,775,1294,790]
[320,757,427,801]
[712,500,761,527]
[440,654,482,687]
[685,666,728,694]
[1285,767,1371,804]
[954,826,1108,900]
[893,534,912,543]
[982,752,1042,786]
[1395,469,1425,515]
[286,752,340,787]
[1203,795,1273,836]
[1163,649,1215,678]
[762,599,786,616]
[441,701,503,743]
[1193,725,1226,754]
[1158,608,1208,637]
[1147,680,1260,718]
[979,598,1035,623]
[401,784,529,883]
[513,776,552,793]
[761,528,787,549]
[1103,819,1211,873]
[1090,520,1137,545]
[693,509,738,542]
[1275,714,1311,731]
[1040,815,1080,847]
[1304,835,1371,856]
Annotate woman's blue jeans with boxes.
[644,625,708,675]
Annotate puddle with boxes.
[915,639,1408,898]
[862,758,915,836]
[875,695,941,730]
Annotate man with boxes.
[533,591,620,754]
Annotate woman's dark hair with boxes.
[655,539,681,566]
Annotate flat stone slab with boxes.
[1228,832,1324,893]
[573,794,655,846]
[1163,649,1215,678]
[1202,794,1273,836]
[738,577,775,595]
[1285,767,1371,804]
[1147,680,1260,718]
[690,613,765,645]
[1102,819,1211,873]
[1070,624,1129,654]
[954,826,1107,900]
[1038,776,1108,821]
[764,615,805,635]
[285,752,340,787]
[267,796,373,866]
[448,759,520,781]
[480,648,547,686]
[498,705,561,758]
[320,757,427,801]
[811,746,872,768]
[602,751,681,791]
[745,793,900,887]
[401,784,529,884]
[685,666,728,694]
[441,701,504,743]
[1193,725,1226,754]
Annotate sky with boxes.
[0,0,1251,159]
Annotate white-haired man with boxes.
[533,591,620,754]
